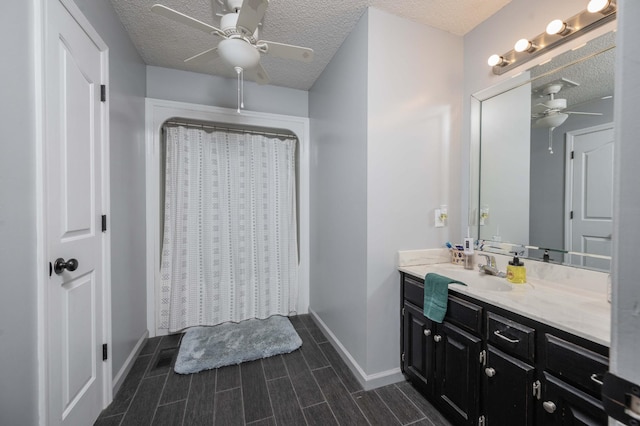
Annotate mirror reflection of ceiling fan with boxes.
[532,80,603,129]
[151,0,314,110]
[531,79,603,154]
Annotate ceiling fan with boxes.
[532,83,602,129]
[531,82,603,154]
[151,0,314,86]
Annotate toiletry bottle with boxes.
[506,254,526,284]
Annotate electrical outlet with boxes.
[480,206,489,226]
[435,209,445,227]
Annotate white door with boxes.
[45,1,107,425]
[566,123,614,270]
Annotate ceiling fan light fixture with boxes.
[536,112,568,128]
[218,38,261,69]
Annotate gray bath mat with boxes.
[174,315,302,374]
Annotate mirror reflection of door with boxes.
[565,123,614,270]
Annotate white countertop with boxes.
[399,262,611,347]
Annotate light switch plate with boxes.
[435,209,445,228]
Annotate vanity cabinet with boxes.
[538,334,609,425]
[400,272,609,426]
[434,320,482,426]
[402,301,435,392]
[401,275,483,426]
[483,312,537,424]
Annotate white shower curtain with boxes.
[159,125,298,332]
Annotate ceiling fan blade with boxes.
[565,111,603,116]
[236,0,268,36]
[151,4,225,37]
[184,47,220,65]
[244,62,270,85]
[259,40,314,62]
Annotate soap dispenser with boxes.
[506,254,526,284]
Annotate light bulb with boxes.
[514,39,533,53]
[588,0,611,13]
[546,19,568,35]
[487,54,503,67]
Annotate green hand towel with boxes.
[423,273,467,323]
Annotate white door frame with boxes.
[145,98,310,336]
[35,0,112,423]
[564,122,614,264]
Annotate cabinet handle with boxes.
[590,373,604,386]
[424,329,432,337]
[485,367,496,377]
[433,335,442,343]
[533,380,541,400]
[493,330,520,344]
[543,401,557,414]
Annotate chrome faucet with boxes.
[478,254,506,278]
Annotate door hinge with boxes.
[570,211,574,220]
[101,214,107,232]
[533,380,541,400]
[100,84,106,102]
[479,349,486,366]
[571,150,574,160]
[401,307,405,317]
[479,415,486,426]
[401,352,405,363]
[102,343,108,361]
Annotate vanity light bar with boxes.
[488,1,616,75]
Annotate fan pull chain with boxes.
[235,66,244,113]
[548,127,555,154]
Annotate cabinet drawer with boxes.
[403,274,424,308]
[487,312,535,362]
[544,334,608,397]
[446,295,482,335]
[541,372,607,425]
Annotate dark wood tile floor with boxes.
[95,314,451,426]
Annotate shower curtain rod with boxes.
[163,120,296,139]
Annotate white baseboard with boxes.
[112,330,149,395]
[308,309,405,391]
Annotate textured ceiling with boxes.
[530,31,615,110]
[110,0,512,90]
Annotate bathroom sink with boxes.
[452,276,513,292]
[401,264,514,292]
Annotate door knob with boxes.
[433,335,442,342]
[424,329,432,337]
[485,367,496,377]
[54,258,78,275]
[543,401,557,413]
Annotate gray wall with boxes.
[0,1,38,425]
[147,66,309,117]
[73,0,148,380]
[308,9,370,367]
[309,7,463,380]
[365,8,462,374]
[529,97,614,255]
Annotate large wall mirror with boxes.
[470,31,615,271]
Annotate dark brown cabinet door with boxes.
[538,373,607,425]
[402,302,435,393]
[435,321,482,426]
[483,345,535,425]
